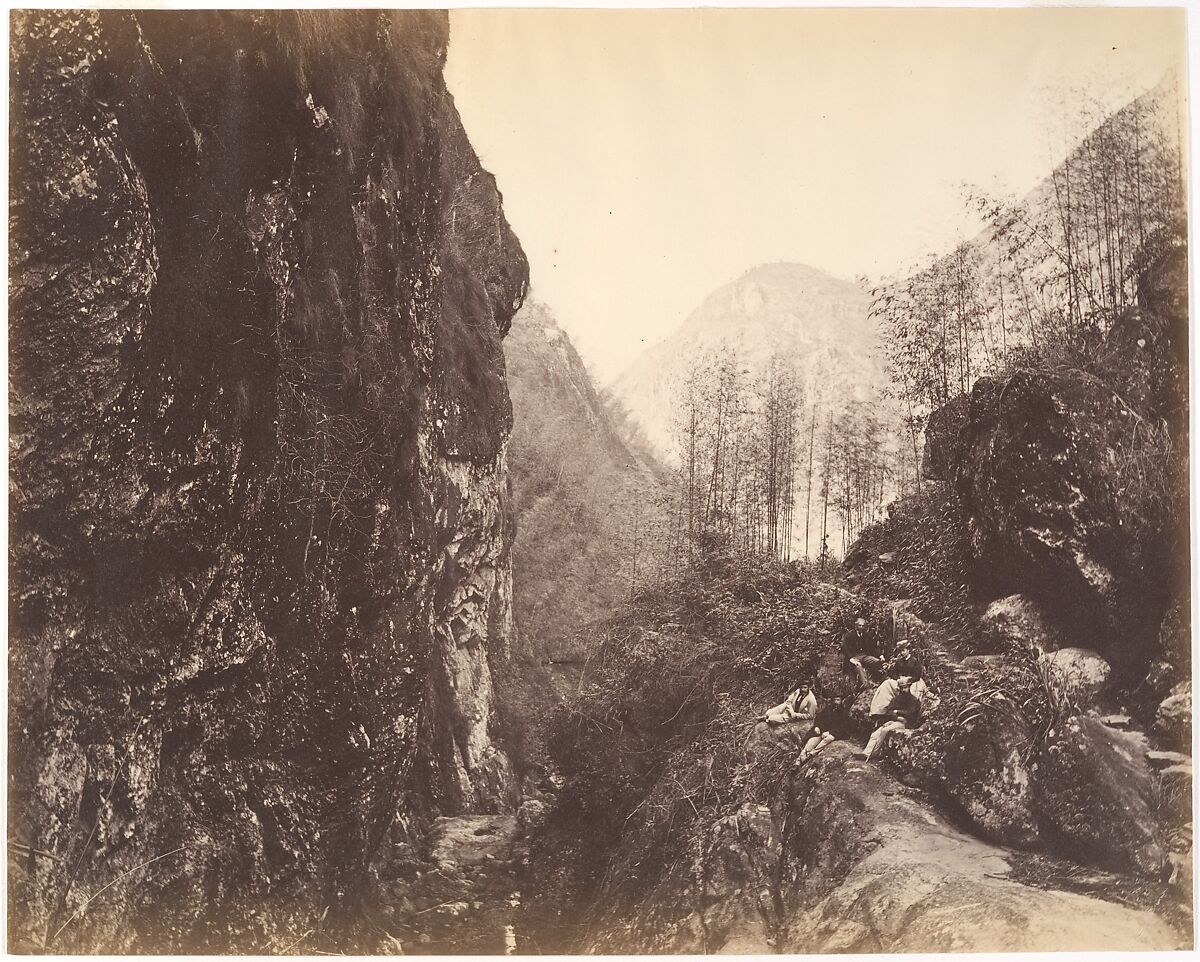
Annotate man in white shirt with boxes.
[764,686,818,725]
[859,672,926,761]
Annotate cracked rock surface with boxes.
[9,9,526,952]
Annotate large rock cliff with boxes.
[950,246,1188,672]
[9,10,526,951]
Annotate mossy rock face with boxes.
[955,366,1172,672]
[941,710,1040,848]
[9,9,527,951]
[950,250,1187,677]
[921,392,970,483]
[1034,716,1166,877]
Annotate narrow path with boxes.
[372,813,531,954]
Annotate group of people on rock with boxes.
[850,632,939,759]
[760,615,939,764]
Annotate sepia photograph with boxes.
[6,4,1194,954]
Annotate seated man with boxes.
[844,616,883,688]
[763,686,818,725]
[860,672,926,761]
[884,639,918,676]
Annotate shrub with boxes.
[540,555,890,924]
[843,485,980,648]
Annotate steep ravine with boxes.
[511,241,1190,953]
[9,10,526,952]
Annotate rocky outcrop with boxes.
[955,365,1171,667]
[583,743,1182,952]
[9,10,526,952]
[921,392,969,482]
[1035,717,1166,876]
[920,248,1186,676]
[781,746,1177,951]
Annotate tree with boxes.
[874,77,1185,423]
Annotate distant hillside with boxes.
[505,299,670,662]
[613,263,881,457]
[876,71,1186,420]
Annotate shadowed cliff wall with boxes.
[9,9,527,951]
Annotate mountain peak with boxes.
[676,261,873,349]
[731,261,856,286]
[612,260,881,460]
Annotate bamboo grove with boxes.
[873,76,1186,430]
[665,349,906,566]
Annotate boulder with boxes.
[1037,648,1112,713]
[1034,716,1166,876]
[955,369,1173,665]
[940,708,1039,847]
[921,393,970,482]
[1132,660,1181,718]
[516,798,548,834]
[1157,600,1191,675]
[747,719,812,758]
[779,745,1179,952]
[1154,681,1191,751]
[980,594,1061,656]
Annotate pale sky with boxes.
[445,7,1186,383]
